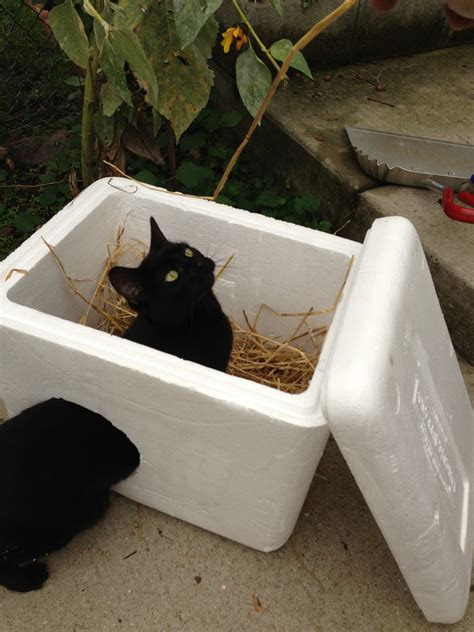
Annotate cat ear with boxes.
[109,266,145,307]
[149,217,168,252]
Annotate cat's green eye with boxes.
[165,269,178,282]
[184,248,193,258]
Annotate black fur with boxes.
[109,217,233,372]
[0,399,139,592]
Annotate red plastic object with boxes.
[442,188,474,223]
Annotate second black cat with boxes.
[0,399,139,592]
[109,217,233,372]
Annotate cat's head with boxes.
[109,217,216,325]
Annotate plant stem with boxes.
[213,0,357,199]
[83,0,110,32]
[81,48,99,188]
[231,0,284,76]
[80,0,104,188]
[166,119,177,184]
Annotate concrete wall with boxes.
[217,0,474,68]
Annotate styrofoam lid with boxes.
[321,217,473,624]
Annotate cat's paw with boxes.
[0,561,49,592]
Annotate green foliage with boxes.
[93,111,115,146]
[134,169,159,185]
[255,190,286,208]
[0,137,81,259]
[100,82,123,117]
[46,0,314,175]
[10,214,43,233]
[236,44,272,118]
[269,39,313,79]
[0,0,77,144]
[99,36,133,106]
[108,27,159,109]
[124,96,331,232]
[1,94,330,261]
[136,1,217,141]
[1,0,327,260]
[49,0,90,69]
[173,0,223,49]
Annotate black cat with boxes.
[0,399,139,592]
[109,217,233,372]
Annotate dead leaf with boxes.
[68,167,80,197]
[104,128,127,176]
[252,593,265,612]
[122,114,165,167]
[5,268,28,282]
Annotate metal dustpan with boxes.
[345,126,474,223]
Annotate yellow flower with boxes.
[221,26,247,54]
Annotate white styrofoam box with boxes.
[0,178,359,552]
[0,178,472,623]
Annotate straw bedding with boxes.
[47,222,352,395]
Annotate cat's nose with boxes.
[200,257,215,273]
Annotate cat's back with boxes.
[0,398,110,453]
[0,399,139,504]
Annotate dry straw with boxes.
[45,221,353,395]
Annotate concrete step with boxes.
[217,0,474,68]
[222,44,474,363]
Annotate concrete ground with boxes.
[2,46,474,631]
[0,361,472,632]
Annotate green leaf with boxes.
[93,110,115,146]
[208,143,232,160]
[219,111,243,128]
[11,214,43,233]
[172,0,222,49]
[176,161,214,189]
[109,28,159,109]
[269,39,313,79]
[134,169,159,185]
[256,190,286,208]
[318,220,332,233]
[49,0,90,69]
[137,1,217,141]
[200,109,221,133]
[38,189,59,209]
[155,131,169,148]
[215,195,235,206]
[115,0,155,29]
[236,45,272,118]
[152,109,162,136]
[99,37,132,106]
[64,75,85,87]
[100,82,123,117]
[0,170,7,182]
[294,192,321,214]
[56,183,70,196]
[179,130,208,151]
[93,15,106,50]
[270,0,283,17]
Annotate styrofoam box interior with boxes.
[0,178,360,552]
